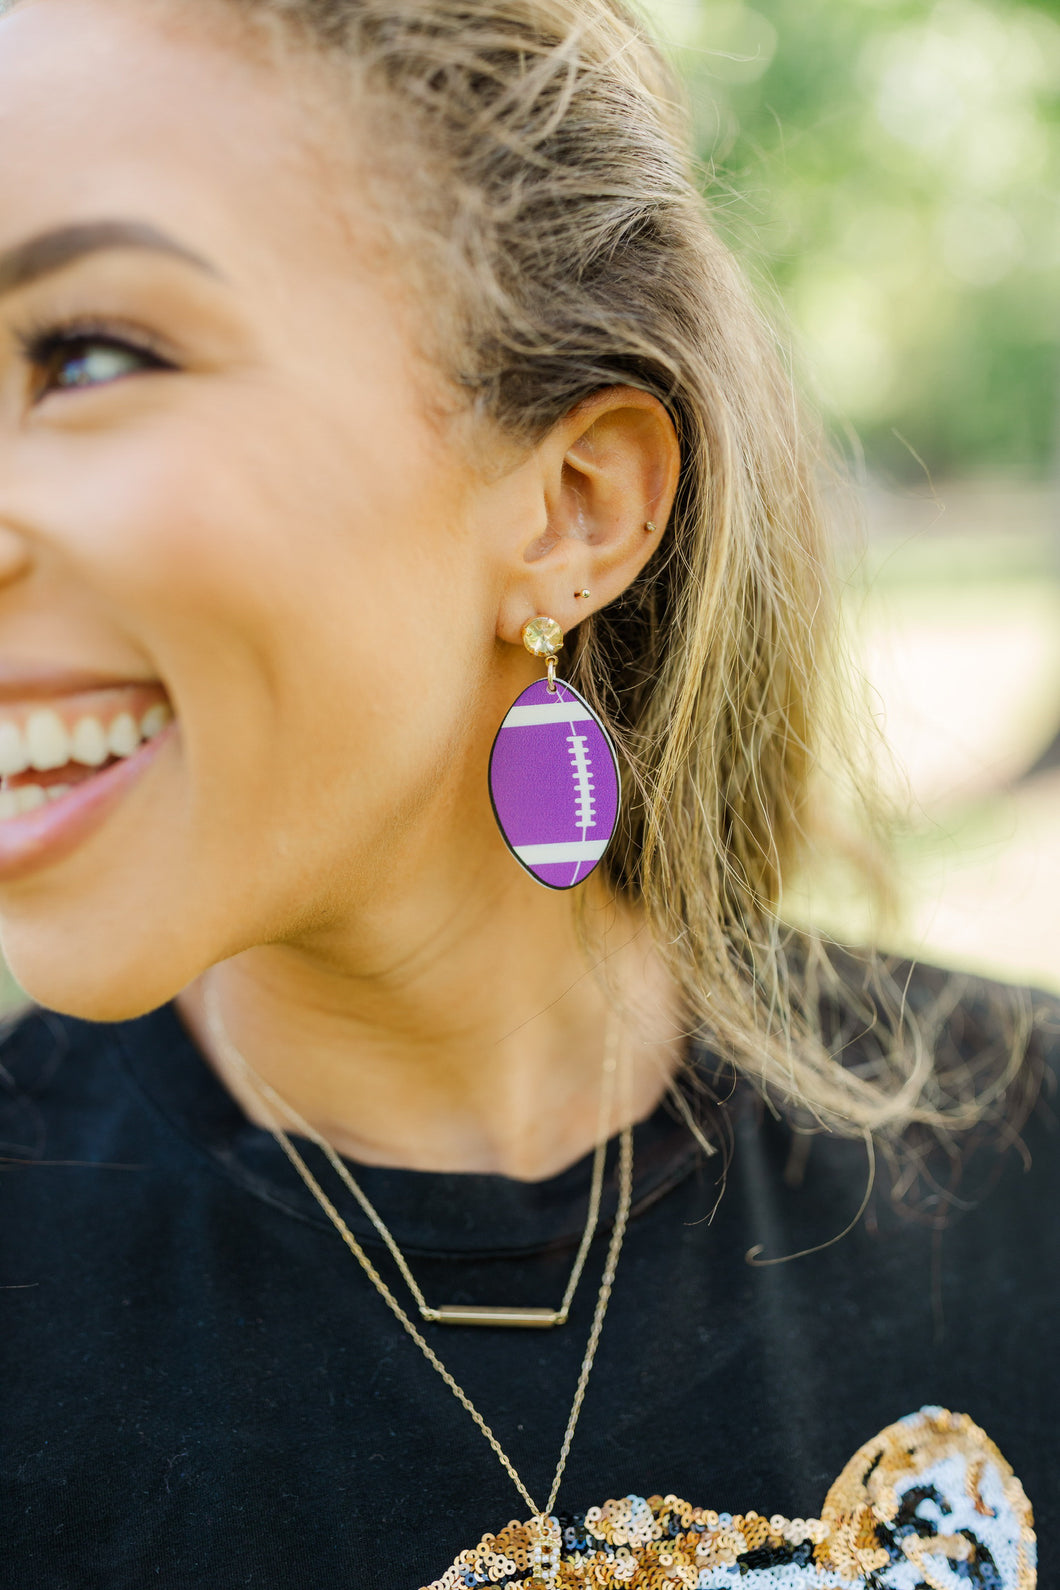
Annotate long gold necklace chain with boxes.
[202,978,635,1530]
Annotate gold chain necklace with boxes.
[202,978,634,1572]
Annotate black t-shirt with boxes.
[1,971,1057,1589]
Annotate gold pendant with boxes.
[431,1305,561,1328]
[527,1514,562,1587]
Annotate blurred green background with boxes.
[660,0,1060,990]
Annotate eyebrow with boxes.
[0,219,221,300]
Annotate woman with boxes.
[0,0,1054,1585]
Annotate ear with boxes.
[495,387,680,648]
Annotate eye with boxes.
[18,322,175,401]
[48,338,148,390]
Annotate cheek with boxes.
[1,367,493,1018]
[45,390,483,863]
[42,384,473,688]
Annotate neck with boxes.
[177,876,685,1180]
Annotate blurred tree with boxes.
[658,0,1060,480]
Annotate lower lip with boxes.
[0,722,176,884]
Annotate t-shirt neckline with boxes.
[110,1001,705,1259]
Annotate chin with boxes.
[0,913,196,1025]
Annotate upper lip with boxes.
[0,663,162,703]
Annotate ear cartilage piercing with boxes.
[490,615,622,891]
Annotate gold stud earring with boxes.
[521,615,564,692]
[575,589,591,599]
[645,520,657,535]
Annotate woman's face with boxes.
[0,0,546,1017]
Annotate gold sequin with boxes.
[421,1407,1035,1588]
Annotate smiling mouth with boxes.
[0,687,174,818]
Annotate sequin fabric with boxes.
[422,1407,1036,1589]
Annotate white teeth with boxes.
[0,783,74,822]
[71,716,109,767]
[0,697,174,787]
[0,721,28,777]
[107,712,140,759]
[17,784,47,813]
[26,709,71,772]
[141,702,173,740]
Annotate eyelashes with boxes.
[14,315,177,400]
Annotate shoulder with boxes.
[812,946,1060,1203]
[810,943,1058,1083]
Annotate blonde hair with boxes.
[218,0,1034,1154]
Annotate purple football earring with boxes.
[488,615,621,890]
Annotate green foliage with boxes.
[660,0,1060,478]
